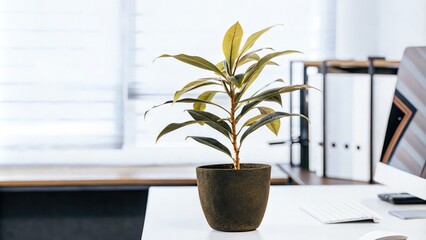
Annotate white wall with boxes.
[377,0,426,59]
[335,0,380,59]
[335,0,426,60]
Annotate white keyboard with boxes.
[300,201,381,224]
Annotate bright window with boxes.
[0,0,336,165]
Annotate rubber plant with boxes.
[146,22,312,170]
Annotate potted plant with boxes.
[146,22,312,232]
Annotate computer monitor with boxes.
[374,47,426,200]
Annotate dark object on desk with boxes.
[0,187,148,240]
[389,210,426,220]
[378,192,426,204]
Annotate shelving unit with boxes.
[289,59,399,182]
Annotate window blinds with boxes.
[0,0,123,150]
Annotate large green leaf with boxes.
[258,107,280,135]
[247,79,286,107]
[241,107,280,135]
[239,84,315,103]
[174,79,220,102]
[156,54,226,78]
[144,97,229,118]
[251,79,285,97]
[222,22,243,73]
[193,91,219,111]
[235,92,282,123]
[239,24,281,57]
[265,94,282,106]
[186,136,232,158]
[187,110,232,139]
[242,114,263,127]
[240,112,309,143]
[156,121,201,142]
[236,82,302,121]
[242,50,301,90]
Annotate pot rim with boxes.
[197,163,271,171]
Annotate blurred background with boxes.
[0,1,425,239]
[0,0,425,166]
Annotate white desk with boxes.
[142,185,426,240]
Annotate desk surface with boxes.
[0,164,288,187]
[142,185,426,240]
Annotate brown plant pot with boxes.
[196,163,271,232]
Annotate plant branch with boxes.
[229,86,240,170]
[221,80,230,95]
[236,125,245,136]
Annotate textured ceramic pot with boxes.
[196,163,271,232]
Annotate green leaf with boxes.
[187,110,232,139]
[236,100,261,122]
[234,91,244,105]
[237,48,274,68]
[229,74,244,88]
[193,91,218,111]
[240,112,309,143]
[265,94,282,106]
[215,60,226,76]
[266,61,279,66]
[144,97,229,118]
[186,136,232,158]
[156,54,226,78]
[242,50,301,89]
[251,79,285,97]
[156,121,201,142]
[222,22,243,73]
[238,53,260,66]
[242,114,263,127]
[239,24,281,57]
[241,107,280,135]
[223,60,231,76]
[238,58,278,69]
[245,62,257,74]
[239,84,316,103]
[258,107,280,135]
[174,79,220,102]
[247,79,285,107]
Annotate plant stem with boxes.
[229,87,240,170]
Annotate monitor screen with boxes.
[380,47,426,179]
[375,47,426,200]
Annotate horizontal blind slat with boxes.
[0,86,117,101]
[0,103,117,120]
[0,0,123,150]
